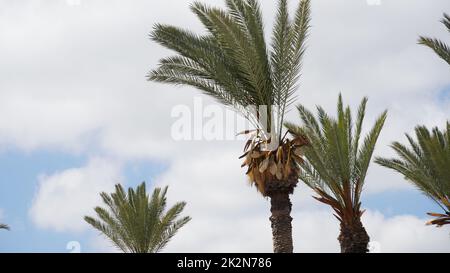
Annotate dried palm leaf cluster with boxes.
[240,132,308,196]
[427,196,450,227]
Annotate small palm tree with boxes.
[376,123,450,227]
[149,0,311,253]
[85,183,191,253]
[286,95,387,253]
[0,224,9,230]
[418,13,450,65]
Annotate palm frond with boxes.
[418,13,450,65]
[442,13,450,31]
[271,0,311,138]
[356,110,388,189]
[152,201,191,253]
[375,122,450,226]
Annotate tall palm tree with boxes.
[0,224,9,230]
[418,13,450,65]
[149,0,311,253]
[286,95,387,253]
[375,123,450,227]
[85,183,191,253]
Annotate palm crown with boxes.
[376,123,450,227]
[286,95,387,253]
[85,183,191,253]
[149,0,310,144]
[419,13,450,65]
[286,95,387,224]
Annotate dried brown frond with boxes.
[426,196,450,227]
[240,133,309,196]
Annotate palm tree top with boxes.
[85,183,191,253]
[376,122,450,227]
[286,94,387,223]
[418,13,450,66]
[149,0,311,144]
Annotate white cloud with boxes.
[294,209,450,253]
[0,94,104,153]
[364,211,450,253]
[29,158,122,233]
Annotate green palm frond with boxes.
[375,122,450,226]
[418,13,450,65]
[85,183,191,253]
[286,94,387,224]
[149,0,311,143]
[0,223,9,230]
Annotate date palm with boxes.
[85,183,191,253]
[375,123,450,227]
[418,13,450,65]
[0,224,9,230]
[286,95,387,253]
[149,0,311,253]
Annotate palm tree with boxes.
[375,123,450,227]
[85,183,191,253]
[0,224,9,230]
[286,94,387,253]
[149,0,311,253]
[418,13,450,65]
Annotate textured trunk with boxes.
[338,217,370,253]
[268,191,293,253]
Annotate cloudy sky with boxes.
[0,0,449,253]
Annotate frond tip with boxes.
[418,13,450,65]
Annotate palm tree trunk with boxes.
[268,191,293,253]
[338,218,370,253]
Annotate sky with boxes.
[0,0,449,253]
